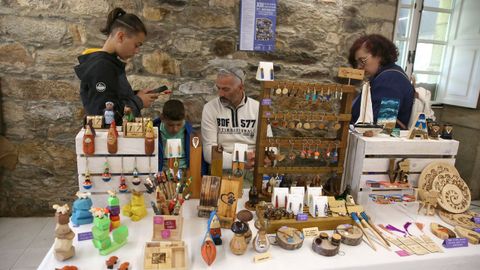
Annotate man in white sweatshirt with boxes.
[201,67,259,170]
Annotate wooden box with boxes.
[343,131,459,201]
[144,241,188,270]
[152,213,183,241]
[264,215,353,234]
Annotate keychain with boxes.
[132,157,141,186]
[83,157,92,189]
[102,157,112,182]
[119,157,128,193]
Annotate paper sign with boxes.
[395,250,411,257]
[164,219,177,230]
[302,227,320,237]
[472,217,480,224]
[474,228,480,233]
[253,252,272,263]
[240,0,277,52]
[78,231,93,241]
[337,67,365,80]
[166,139,182,158]
[297,213,308,221]
[261,98,272,106]
[442,238,468,248]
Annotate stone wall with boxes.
[0,0,397,216]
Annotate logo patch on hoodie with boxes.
[96,82,106,92]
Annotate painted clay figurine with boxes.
[91,207,129,255]
[418,189,439,216]
[52,204,75,261]
[102,159,112,182]
[122,189,147,221]
[145,120,155,155]
[208,210,222,245]
[107,190,121,230]
[107,120,118,154]
[82,120,95,155]
[83,170,92,189]
[71,191,93,226]
[103,101,115,127]
[55,266,78,270]
[118,262,130,270]
[106,255,118,269]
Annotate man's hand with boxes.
[245,151,255,170]
[137,88,159,108]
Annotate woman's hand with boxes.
[137,88,159,108]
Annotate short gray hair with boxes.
[217,67,245,85]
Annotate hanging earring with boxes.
[83,157,92,189]
[132,157,141,186]
[119,157,128,193]
[102,157,112,182]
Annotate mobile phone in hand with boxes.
[151,85,169,93]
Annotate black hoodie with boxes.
[74,50,143,125]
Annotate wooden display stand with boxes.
[187,135,203,199]
[343,131,459,202]
[197,175,221,218]
[144,241,187,270]
[75,128,159,207]
[216,177,241,228]
[253,80,355,194]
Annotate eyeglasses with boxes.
[355,55,371,67]
[218,68,245,84]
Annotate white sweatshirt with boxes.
[201,95,259,169]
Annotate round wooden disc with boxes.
[439,183,471,213]
[276,227,304,250]
[335,224,363,246]
[418,162,459,191]
[438,210,480,230]
[430,172,461,193]
[237,209,254,222]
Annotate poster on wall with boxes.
[239,0,277,52]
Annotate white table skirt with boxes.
[38,192,480,270]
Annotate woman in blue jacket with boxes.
[349,34,414,129]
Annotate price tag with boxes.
[338,67,365,80]
[296,213,308,221]
[253,252,271,263]
[302,227,320,237]
[442,238,468,248]
[78,231,93,241]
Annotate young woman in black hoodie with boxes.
[75,7,159,125]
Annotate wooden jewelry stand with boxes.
[251,80,355,233]
[253,80,355,195]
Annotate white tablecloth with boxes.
[38,192,480,270]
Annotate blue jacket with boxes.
[152,118,207,175]
[351,63,414,128]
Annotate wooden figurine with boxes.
[107,190,121,230]
[82,120,95,155]
[90,207,129,255]
[55,266,78,270]
[201,233,217,266]
[440,123,453,139]
[107,120,118,154]
[118,262,130,270]
[105,255,118,269]
[144,120,155,155]
[430,223,456,240]
[230,221,248,255]
[237,210,254,244]
[253,229,270,253]
[52,204,75,261]
[417,189,439,216]
[71,191,93,226]
[312,233,341,256]
[208,210,222,245]
[408,113,428,139]
[122,189,147,221]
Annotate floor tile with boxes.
[29,219,55,249]
[0,218,48,250]
[13,247,50,268]
[0,248,24,270]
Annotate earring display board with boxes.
[253,81,355,195]
[75,128,159,207]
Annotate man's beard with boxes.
[220,97,232,107]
